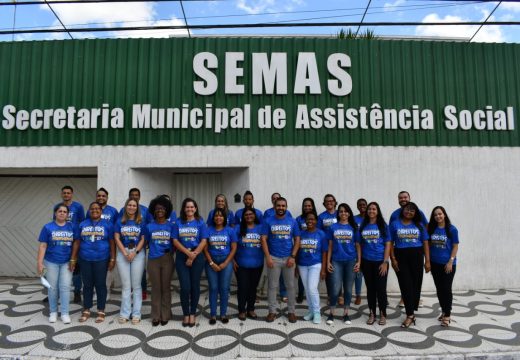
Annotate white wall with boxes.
[0,145,516,290]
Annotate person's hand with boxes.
[37,262,44,276]
[391,258,399,272]
[327,262,334,273]
[189,250,198,260]
[445,261,453,274]
[354,261,361,273]
[320,270,326,280]
[286,257,295,268]
[68,261,76,272]
[233,261,239,272]
[127,252,136,262]
[266,256,274,268]
[186,258,193,267]
[108,260,116,271]
[379,262,389,276]
[210,262,221,272]
[424,261,431,273]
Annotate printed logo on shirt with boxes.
[242,233,261,248]
[209,235,229,250]
[120,225,141,242]
[300,237,319,253]
[431,233,447,249]
[151,230,171,245]
[179,227,198,243]
[322,217,337,228]
[81,226,106,242]
[51,230,74,246]
[396,228,420,243]
[270,224,292,240]
[67,212,75,222]
[361,229,380,244]
[333,229,353,244]
[101,213,112,221]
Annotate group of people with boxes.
[37,187,459,329]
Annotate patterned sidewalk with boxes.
[1,278,520,359]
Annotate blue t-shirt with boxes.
[115,219,144,248]
[235,224,264,268]
[295,215,307,231]
[360,223,391,261]
[389,207,428,227]
[173,218,208,250]
[429,225,459,265]
[318,210,338,230]
[262,215,301,258]
[390,220,427,249]
[235,208,263,225]
[79,218,114,261]
[168,210,177,224]
[39,221,79,264]
[354,214,364,227]
[206,209,235,227]
[298,229,328,266]
[263,208,293,219]
[327,222,360,262]
[206,226,237,257]
[119,205,153,225]
[87,205,119,225]
[145,221,174,259]
[54,201,85,225]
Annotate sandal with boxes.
[118,317,128,324]
[401,315,416,328]
[131,317,140,325]
[437,313,444,321]
[79,309,90,323]
[95,311,106,323]
[441,316,451,327]
[378,315,387,326]
[247,311,258,319]
[366,312,376,325]
[238,312,246,321]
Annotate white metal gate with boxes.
[171,173,222,221]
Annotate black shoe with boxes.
[152,319,160,327]
[221,316,229,324]
[160,320,168,326]
[42,297,49,303]
[296,295,304,304]
[73,293,81,304]
[209,317,217,325]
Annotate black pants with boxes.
[395,247,424,316]
[361,259,388,316]
[236,265,263,313]
[431,262,456,317]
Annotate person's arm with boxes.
[114,232,129,261]
[379,241,391,276]
[203,242,219,271]
[354,242,361,272]
[445,243,458,274]
[37,243,47,275]
[70,238,80,271]
[108,235,116,271]
[261,234,273,268]
[327,239,334,273]
[320,247,327,280]
[287,236,300,268]
[222,242,237,269]
[422,227,431,273]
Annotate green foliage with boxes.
[337,28,377,39]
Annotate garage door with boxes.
[0,177,97,277]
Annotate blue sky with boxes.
[1,0,520,42]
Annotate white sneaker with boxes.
[61,314,71,324]
[312,312,321,324]
[49,312,57,323]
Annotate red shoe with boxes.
[142,291,147,301]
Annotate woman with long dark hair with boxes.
[73,201,116,324]
[145,195,174,326]
[359,202,391,325]
[390,202,430,328]
[37,203,79,324]
[207,194,235,227]
[428,206,459,327]
[234,207,264,320]
[204,208,237,324]
[115,198,146,324]
[173,197,208,327]
[326,203,360,325]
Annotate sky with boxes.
[1,0,520,43]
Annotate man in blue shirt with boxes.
[263,192,293,219]
[261,197,300,323]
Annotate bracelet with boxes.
[110,259,115,262]
[69,259,77,263]
[209,261,214,266]
[290,254,296,259]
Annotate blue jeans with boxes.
[176,252,205,316]
[117,249,145,319]
[298,263,322,314]
[44,259,72,315]
[330,259,357,310]
[355,271,363,296]
[205,255,233,317]
[79,258,108,310]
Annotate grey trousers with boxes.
[267,256,296,313]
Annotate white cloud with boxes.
[39,1,188,38]
[236,0,275,15]
[501,3,520,12]
[416,13,504,43]
[384,0,405,10]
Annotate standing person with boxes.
[318,194,339,305]
[234,191,263,225]
[55,186,85,305]
[294,197,318,303]
[428,206,459,327]
[72,202,116,324]
[359,202,391,325]
[353,198,368,306]
[207,194,235,227]
[261,197,300,323]
[389,191,428,308]
[38,204,79,324]
[204,209,237,324]
[325,203,360,325]
[234,207,264,321]
[119,188,151,301]
[145,195,175,326]
[298,212,328,324]
[264,192,293,219]
[173,198,208,327]
[390,202,431,328]
[115,198,146,324]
